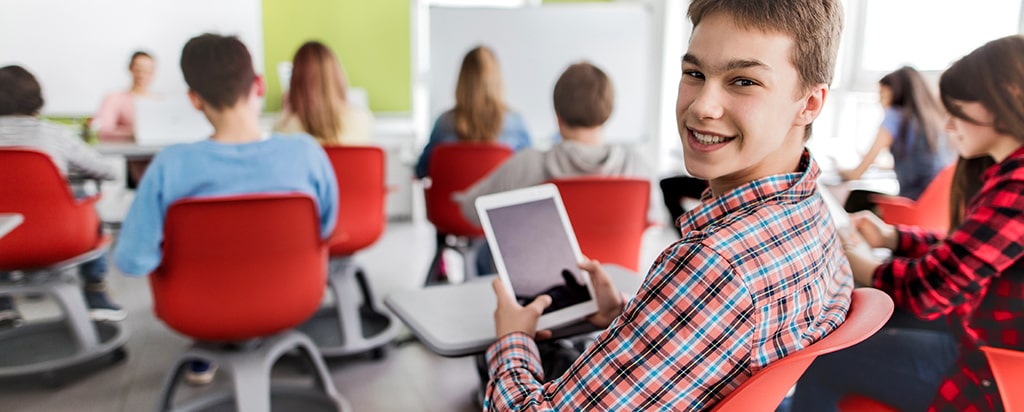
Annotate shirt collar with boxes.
[678,149,820,232]
[982,144,1024,181]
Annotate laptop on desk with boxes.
[134,95,213,147]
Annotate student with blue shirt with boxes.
[840,66,953,211]
[114,33,338,386]
[414,46,531,179]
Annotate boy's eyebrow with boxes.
[682,53,770,72]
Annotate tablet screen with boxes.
[485,197,592,313]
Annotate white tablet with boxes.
[475,183,598,331]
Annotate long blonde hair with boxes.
[453,46,506,143]
[288,41,349,145]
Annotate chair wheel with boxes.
[111,347,128,363]
[370,347,386,360]
[41,371,64,389]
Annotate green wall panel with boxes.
[262,0,410,113]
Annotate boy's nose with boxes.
[688,86,725,120]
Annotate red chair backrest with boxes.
[150,194,327,342]
[981,346,1024,411]
[0,148,103,270]
[549,177,650,272]
[323,146,386,256]
[874,163,955,234]
[424,143,512,237]
[712,288,894,411]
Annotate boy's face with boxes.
[676,13,825,194]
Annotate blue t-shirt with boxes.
[114,133,339,276]
[881,108,952,199]
[414,109,532,178]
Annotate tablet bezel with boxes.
[475,183,598,331]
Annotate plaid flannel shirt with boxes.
[485,150,853,411]
[874,145,1024,412]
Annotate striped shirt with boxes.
[0,116,115,180]
[485,149,853,411]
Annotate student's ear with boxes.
[187,90,204,111]
[795,84,828,127]
[254,75,266,98]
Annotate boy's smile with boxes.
[676,12,826,196]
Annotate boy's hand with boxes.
[492,278,551,339]
[579,258,625,329]
[850,211,897,250]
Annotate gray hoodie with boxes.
[456,140,653,225]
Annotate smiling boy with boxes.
[484,0,853,410]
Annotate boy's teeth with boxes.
[694,131,730,144]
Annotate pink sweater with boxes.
[94,91,136,142]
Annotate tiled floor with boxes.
[0,213,679,412]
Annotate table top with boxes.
[94,142,163,158]
[384,264,644,357]
[0,213,24,239]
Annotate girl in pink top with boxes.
[93,51,155,142]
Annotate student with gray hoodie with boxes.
[457,62,652,227]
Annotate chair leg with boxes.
[231,353,272,412]
[424,231,448,285]
[156,356,197,412]
[288,332,347,409]
[354,268,378,312]
[328,260,367,346]
[48,274,100,349]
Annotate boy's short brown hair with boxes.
[553,62,614,128]
[0,65,44,116]
[180,34,256,110]
[688,0,843,91]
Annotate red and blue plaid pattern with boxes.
[874,145,1024,412]
[485,150,853,411]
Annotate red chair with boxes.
[549,177,651,272]
[711,288,894,411]
[0,148,127,385]
[297,146,400,358]
[423,143,513,284]
[871,164,955,235]
[981,346,1024,411]
[151,194,346,412]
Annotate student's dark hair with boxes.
[553,62,614,128]
[0,65,44,116]
[949,155,996,232]
[880,66,946,156]
[688,0,843,139]
[129,50,153,69]
[180,34,256,110]
[940,35,1024,144]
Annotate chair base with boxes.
[298,256,400,357]
[158,330,348,412]
[0,270,128,385]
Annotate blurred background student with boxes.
[792,35,1024,411]
[0,65,126,328]
[414,45,532,179]
[840,66,953,212]
[92,51,155,143]
[274,41,373,145]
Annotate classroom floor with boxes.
[0,214,679,412]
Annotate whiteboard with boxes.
[428,4,653,144]
[0,0,263,116]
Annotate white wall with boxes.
[425,3,656,147]
[0,0,263,116]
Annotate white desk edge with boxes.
[0,213,24,239]
[384,264,644,357]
